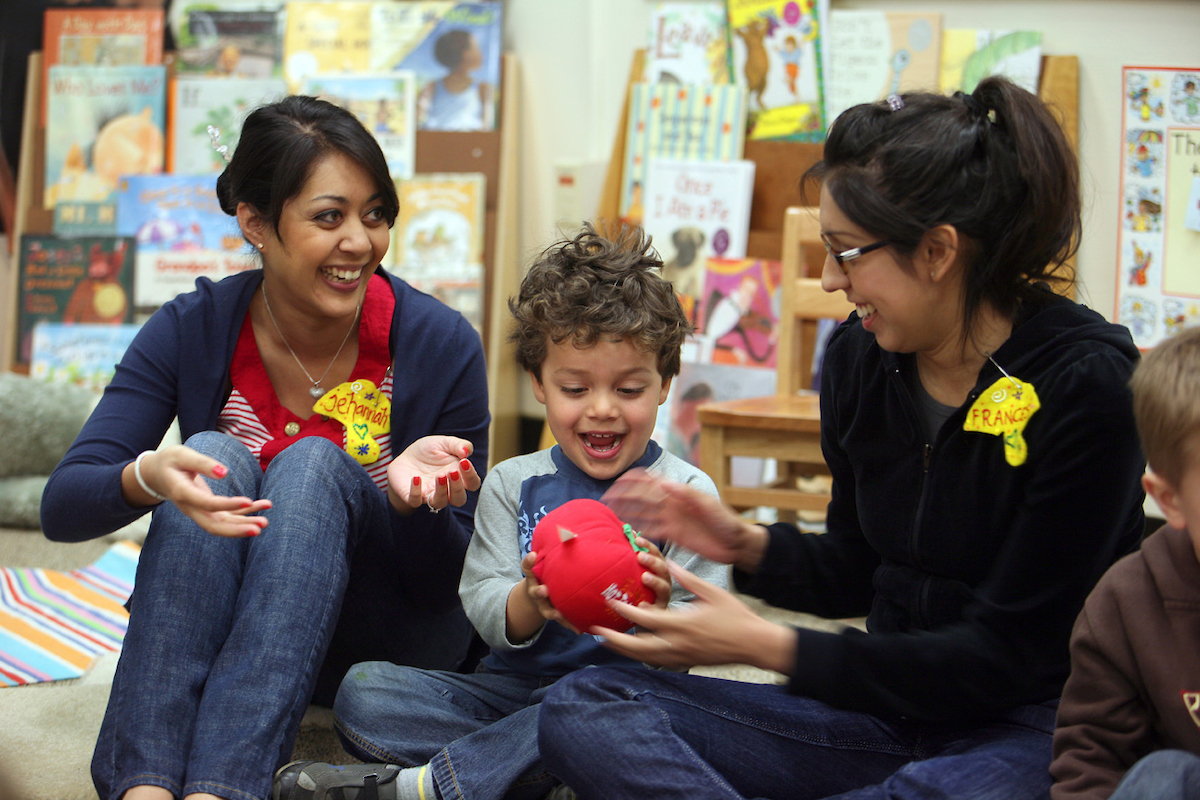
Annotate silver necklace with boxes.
[261,282,362,400]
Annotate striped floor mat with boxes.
[0,540,140,686]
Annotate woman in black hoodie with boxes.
[537,76,1146,800]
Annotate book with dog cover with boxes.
[640,158,756,324]
[15,235,136,369]
[41,7,165,126]
[619,82,747,224]
[726,0,827,141]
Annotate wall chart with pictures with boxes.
[1116,65,1200,349]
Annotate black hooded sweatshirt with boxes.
[736,288,1146,723]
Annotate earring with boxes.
[257,242,264,250]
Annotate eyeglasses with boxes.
[820,232,890,273]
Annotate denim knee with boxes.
[1112,749,1200,800]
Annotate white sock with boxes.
[394,763,437,800]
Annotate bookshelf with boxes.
[7,52,525,467]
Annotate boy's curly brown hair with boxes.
[508,223,693,380]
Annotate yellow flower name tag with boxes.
[313,379,391,465]
[963,376,1040,466]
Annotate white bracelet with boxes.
[134,450,168,503]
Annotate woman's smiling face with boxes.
[263,151,391,320]
[818,185,944,355]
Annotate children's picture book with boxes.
[620,83,747,223]
[688,257,781,368]
[168,76,288,174]
[645,2,731,85]
[825,10,942,125]
[15,235,136,369]
[300,72,419,179]
[369,0,454,68]
[726,0,827,141]
[938,29,1043,95]
[41,7,165,126]
[172,5,284,77]
[392,173,486,333]
[31,323,141,392]
[114,175,252,310]
[44,65,167,222]
[641,158,756,321]
[376,2,503,131]
[651,360,775,483]
[1114,66,1200,349]
[283,1,374,92]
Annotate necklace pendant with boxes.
[309,384,326,400]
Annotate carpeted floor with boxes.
[0,523,857,800]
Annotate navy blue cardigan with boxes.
[41,268,490,611]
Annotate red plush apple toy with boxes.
[531,498,656,632]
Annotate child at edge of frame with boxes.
[1051,325,1200,800]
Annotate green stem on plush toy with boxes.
[623,524,650,553]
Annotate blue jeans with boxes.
[538,665,1058,800]
[92,432,473,800]
[334,662,563,800]
[1109,750,1200,800]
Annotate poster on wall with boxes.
[1115,66,1200,349]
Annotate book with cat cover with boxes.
[15,235,136,369]
[114,174,253,310]
[172,4,284,77]
[391,173,486,334]
[645,1,731,85]
[300,72,419,179]
[726,0,827,141]
[44,65,168,226]
[640,158,756,324]
[42,7,165,126]
[167,76,288,174]
[619,82,747,224]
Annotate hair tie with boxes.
[885,94,904,112]
[955,91,989,122]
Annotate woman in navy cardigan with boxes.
[41,96,490,800]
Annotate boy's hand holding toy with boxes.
[526,498,669,632]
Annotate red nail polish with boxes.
[412,476,421,486]
[460,459,471,471]
[449,471,460,482]
[246,529,260,537]
[214,465,228,478]
[241,500,253,509]
[438,474,448,486]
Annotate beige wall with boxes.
[503,0,1200,418]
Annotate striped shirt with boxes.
[217,273,396,490]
